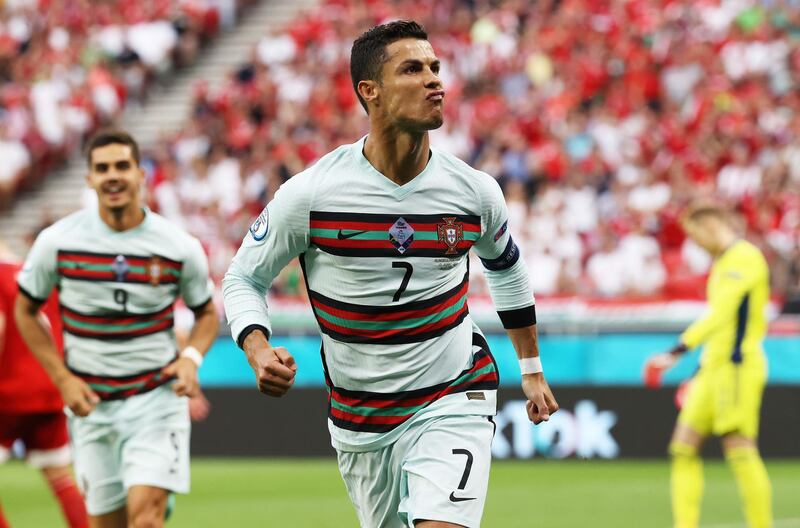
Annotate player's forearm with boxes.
[13,296,71,387]
[506,325,541,360]
[222,264,273,346]
[242,327,271,361]
[681,307,733,349]
[185,301,219,356]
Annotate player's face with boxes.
[375,39,444,131]
[87,143,143,212]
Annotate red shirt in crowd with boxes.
[0,260,64,414]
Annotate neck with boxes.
[712,230,737,258]
[99,204,145,232]
[363,126,430,186]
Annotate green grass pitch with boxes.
[2,459,799,527]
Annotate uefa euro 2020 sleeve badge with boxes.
[437,217,464,255]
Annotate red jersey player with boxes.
[0,258,87,528]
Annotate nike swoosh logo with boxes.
[449,492,477,503]
[337,230,367,240]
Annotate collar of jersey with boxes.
[93,206,152,235]
[354,135,436,200]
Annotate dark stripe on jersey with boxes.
[497,305,536,329]
[310,246,473,258]
[60,304,175,341]
[57,250,182,285]
[309,272,468,315]
[57,250,182,267]
[309,211,480,258]
[69,360,175,401]
[327,334,499,433]
[310,211,481,226]
[731,294,749,364]
[480,237,520,271]
[308,273,469,344]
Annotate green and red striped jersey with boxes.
[223,136,535,451]
[18,208,214,390]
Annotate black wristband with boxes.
[669,343,689,356]
[237,324,270,349]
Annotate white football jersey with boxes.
[18,208,213,399]
[224,136,535,451]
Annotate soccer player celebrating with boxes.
[15,130,218,528]
[0,256,88,528]
[223,21,557,527]
[646,203,772,528]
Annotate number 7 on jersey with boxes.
[391,262,413,302]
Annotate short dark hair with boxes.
[86,129,140,166]
[350,20,428,112]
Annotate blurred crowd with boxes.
[0,0,246,208]
[93,0,800,305]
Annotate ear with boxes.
[357,79,379,108]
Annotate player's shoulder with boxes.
[293,141,357,185]
[270,141,356,205]
[723,240,767,276]
[433,146,503,204]
[33,209,93,246]
[434,147,500,188]
[730,240,766,262]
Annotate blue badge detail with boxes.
[249,209,269,241]
[111,255,129,281]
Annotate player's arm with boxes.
[222,173,311,397]
[472,176,558,424]
[15,292,99,416]
[162,299,219,398]
[15,230,99,416]
[164,238,220,397]
[645,258,753,380]
[679,265,752,351]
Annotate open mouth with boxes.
[102,184,126,197]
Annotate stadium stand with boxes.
[140,0,799,305]
[0,0,247,208]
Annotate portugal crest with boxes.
[148,256,163,286]
[437,217,464,255]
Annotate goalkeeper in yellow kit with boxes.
[646,203,772,528]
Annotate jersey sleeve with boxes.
[180,237,214,310]
[680,251,757,349]
[17,228,59,303]
[471,176,536,328]
[222,172,312,346]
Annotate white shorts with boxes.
[338,414,495,528]
[68,384,190,516]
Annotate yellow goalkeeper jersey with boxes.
[680,240,769,368]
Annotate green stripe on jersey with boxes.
[62,315,172,332]
[330,363,496,417]
[309,228,480,241]
[314,296,467,330]
[58,261,181,277]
